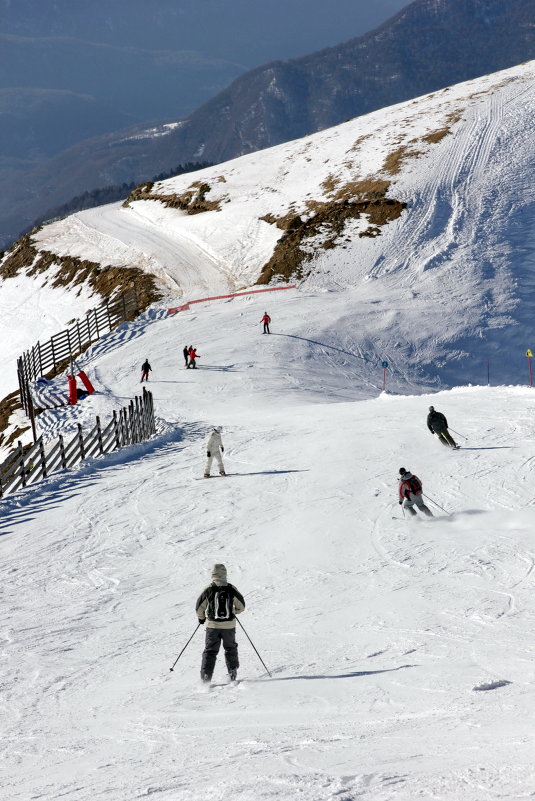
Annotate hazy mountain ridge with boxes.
[1,0,533,249]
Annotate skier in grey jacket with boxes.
[204,426,225,477]
[196,564,246,682]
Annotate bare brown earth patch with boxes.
[124,179,226,214]
[1,234,161,312]
[257,189,405,284]
[0,390,29,451]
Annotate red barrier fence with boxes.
[167,285,296,316]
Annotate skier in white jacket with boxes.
[205,426,226,477]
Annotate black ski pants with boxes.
[263,323,270,333]
[436,429,456,448]
[201,627,239,678]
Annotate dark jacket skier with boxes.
[427,406,457,448]
[398,468,433,517]
[140,359,152,382]
[183,345,189,367]
[196,564,245,683]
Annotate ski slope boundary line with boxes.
[167,285,296,315]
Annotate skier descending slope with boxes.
[196,564,246,683]
[427,406,457,448]
[398,468,433,517]
[204,426,226,477]
[260,312,271,334]
[140,359,152,383]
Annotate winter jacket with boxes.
[427,410,448,433]
[189,348,199,360]
[141,361,152,372]
[260,314,271,324]
[196,564,245,629]
[399,472,423,501]
[206,429,223,455]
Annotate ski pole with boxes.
[236,618,272,677]
[169,623,201,672]
[423,493,450,515]
[449,427,467,440]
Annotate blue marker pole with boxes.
[381,361,389,392]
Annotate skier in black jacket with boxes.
[427,406,457,448]
[140,359,152,383]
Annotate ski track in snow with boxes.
[1,289,535,800]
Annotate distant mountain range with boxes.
[1,0,533,249]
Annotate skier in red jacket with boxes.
[188,347,200,369]
[398,468,433,517]
[260,312,271,334]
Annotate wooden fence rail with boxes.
[0,389,155,499]
[17,287,139,416]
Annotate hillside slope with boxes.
[1,282,535,801]
[24,61,535,391]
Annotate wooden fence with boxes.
[17,287,139,416]
[0,388,155,499]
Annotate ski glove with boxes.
[399,500,403,505]
[198,618,205,625]
[207,451,211,457]
[221,446,224,452]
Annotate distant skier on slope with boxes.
[140,359,152,383]
[204,426,226,477]
[196,563,246,683]
[427,406,457,448]
[260,312,271,334]
[398,468,433,517]
[187,346,200,369]
[183,345,190,367]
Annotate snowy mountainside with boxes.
[30,60,535,391]
[2,279,535,800]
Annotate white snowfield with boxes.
[1,290,535,801]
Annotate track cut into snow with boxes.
[1,287,535,801]
[28,60,535,391]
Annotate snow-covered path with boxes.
[2,288,535,801]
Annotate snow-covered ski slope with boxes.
[2,286,535,801]
[27,59,535,393]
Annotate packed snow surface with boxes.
[1,289,535,801]
[1,61,535,800]
[29,60,535,390]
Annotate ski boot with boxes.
[219,470,226,476]
[228,669,237,681]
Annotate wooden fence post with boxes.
[77,424,85,461]
[113,410,120,449]
[96,416,104,454]
[17,441,26,488]
[38,438,47,479]
[59,434,67,469]
[135,396,141,442]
